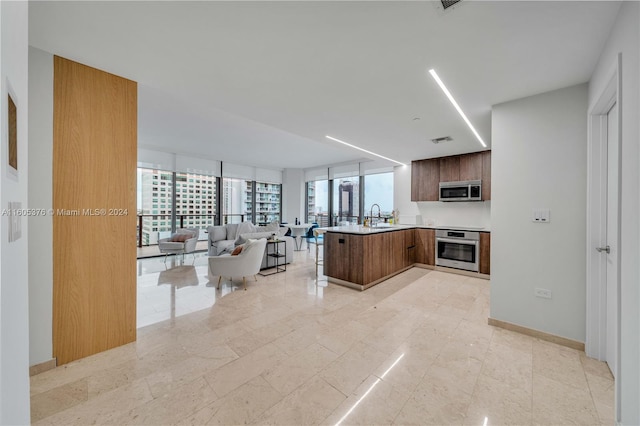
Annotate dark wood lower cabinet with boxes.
[324,228,490,289]
[479,232,491,275]
[325,229,417,287]
[415,229,435,266]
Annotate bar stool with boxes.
[312,228,325,276]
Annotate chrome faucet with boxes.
[370,204,381,226]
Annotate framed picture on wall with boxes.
[7,83,18,180]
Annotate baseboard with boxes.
[29,358,57,376]
[488,318,585,351]
[413,263,490,280]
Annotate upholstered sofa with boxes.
[207,221,294,269]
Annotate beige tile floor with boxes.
[31,250,614,425]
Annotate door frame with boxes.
[585,53,621,420]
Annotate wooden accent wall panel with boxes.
[53,56,137,365]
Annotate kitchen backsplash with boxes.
[413,201,491,229]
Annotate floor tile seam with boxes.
[132,375,218,424]
[238,377,286,425]
[472,346,534,400]
[258,368,319,406]
[44,376,151,425]
[532,367,591,393]
[583,362,613,422]
[30,386,89,424]
[30,373,94,401]
[530,372,598,413]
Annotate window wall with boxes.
[175,172,217,238]
[305,169,394,228]
[364,172,394,218]
[222,178,253,224]
[137,168,218,246]
[306,180,329,226]
[137,168,174,246]
[332,177,360,225]
[255,182,281,225]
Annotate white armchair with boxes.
[158,228,200,262]
[207,238,267,290]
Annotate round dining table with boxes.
[286,223,312,251]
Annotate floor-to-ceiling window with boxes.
[255,181,281,225]
[306,180,329,226]
[137,168,219,245]
[332,177,360,225]
[222,178,253,224]
[175,172,217,238]
[137,168,174,246]
[364,171,394,220]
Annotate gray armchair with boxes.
[158,228,200,262]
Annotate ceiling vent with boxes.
[440,0,462,10]
[431,136,453,144]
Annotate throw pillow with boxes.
[235,231,273,245]
[171,233,189,242]
[209,226,227,242]
[231,245,244,256]
[266,221,279,232]
[235,221,257,240]
[277,226,289,237]
[226,223,239,241]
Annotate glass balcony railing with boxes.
[137,214,216,247]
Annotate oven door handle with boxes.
[436,238,478,246]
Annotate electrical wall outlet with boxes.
[532,208,550,223]
[534,288,552,299]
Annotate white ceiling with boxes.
[29,1,621,170]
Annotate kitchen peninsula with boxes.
[323,224,490,290]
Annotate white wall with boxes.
[0,1,30,423]
[491,84,588,342]
[28,47,54,367]
[416,201,491,229]
[588,2,640,423]
[393,164,491,228]
[393,165,420,224]
[282,168,304,224]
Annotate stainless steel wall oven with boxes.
[435,229,479,272]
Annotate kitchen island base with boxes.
[323,225,490,291]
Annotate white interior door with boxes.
[605,101,619,378]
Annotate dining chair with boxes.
[301,222,319,251]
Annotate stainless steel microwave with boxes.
[439,180,482,201]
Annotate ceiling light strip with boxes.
[428,69,487,148]
[325,135,407,166]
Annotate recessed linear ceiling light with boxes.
[428,69,487,148]
[325,135,407,167]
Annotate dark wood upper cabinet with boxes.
[439,156,460,182]
[411,151,491,201]
[411,158,440,201]
[459,153,483,181]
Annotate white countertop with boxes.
[321,224,490,234]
